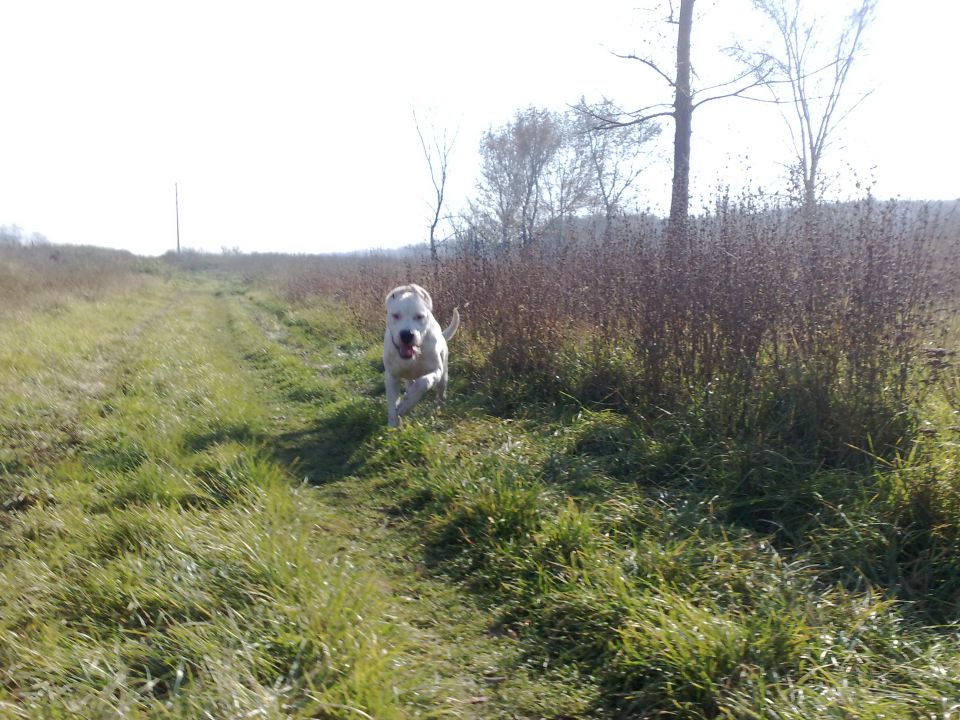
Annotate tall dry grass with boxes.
[276,196,959,465]
[0,240,156,317]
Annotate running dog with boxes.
[383,284,460,428]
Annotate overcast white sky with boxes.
[1,0,957,256]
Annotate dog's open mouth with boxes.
[393,336,420,360]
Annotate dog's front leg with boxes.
[385,372,402,428]
[396,369,443,418]
[437,351,449,404]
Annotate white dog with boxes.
[383,284,460,428]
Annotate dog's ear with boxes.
[410,284,433,311]
[385,286,403,307]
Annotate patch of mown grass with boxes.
[268,396,383,485]
[2,477,417,716]
[0,284,432,718]
[225,300,347,406]
[247,293,377,388]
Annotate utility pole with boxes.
[175,183,181,254]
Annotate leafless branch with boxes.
[610,51,676,88]
[830,88,874,128]
[692,67,782,109]
[579,103,675,130]
[666,0,678,23]
[693,63,773,97]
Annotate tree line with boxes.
[416,0,877,257]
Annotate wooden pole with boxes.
[175,183,181,254]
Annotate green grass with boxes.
[0,282,429,718]
[3,271,960,718]
[353,408,960,718]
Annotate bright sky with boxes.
[1,0,957,256]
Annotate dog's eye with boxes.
[414,314,425,321]
[392,313,401,320]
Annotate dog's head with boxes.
[385,284,433,360]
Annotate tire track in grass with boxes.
[222,289,605,719]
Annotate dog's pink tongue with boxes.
[400,345,416,359]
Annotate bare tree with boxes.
[541,111,595,240]
[476,107,562,248]
[744,0,877,209]
[414,110,458,280]
[455,201,500,255]
[476,125,522,248]
[472,104,660,249]
[585,0,772,245]
[576,98,661,226]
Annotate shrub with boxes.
[276,197,958,466]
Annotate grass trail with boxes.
[228,288,604,717]
[0,278,599,718]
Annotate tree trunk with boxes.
[668,0,695,250]
[428,214,440,284]
[804,153,818,210]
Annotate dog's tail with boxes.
[442,307,460,341]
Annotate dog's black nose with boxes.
[399,329,414,344]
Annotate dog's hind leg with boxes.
[437,374,448,404]
[437,356,449,404]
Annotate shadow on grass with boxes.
[271,396,383,484]
[181,421,263,453]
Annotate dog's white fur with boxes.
[383,284,460,428]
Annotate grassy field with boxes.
[2,206,960,718]
[0,274,607,718]
[0,241,157,319]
